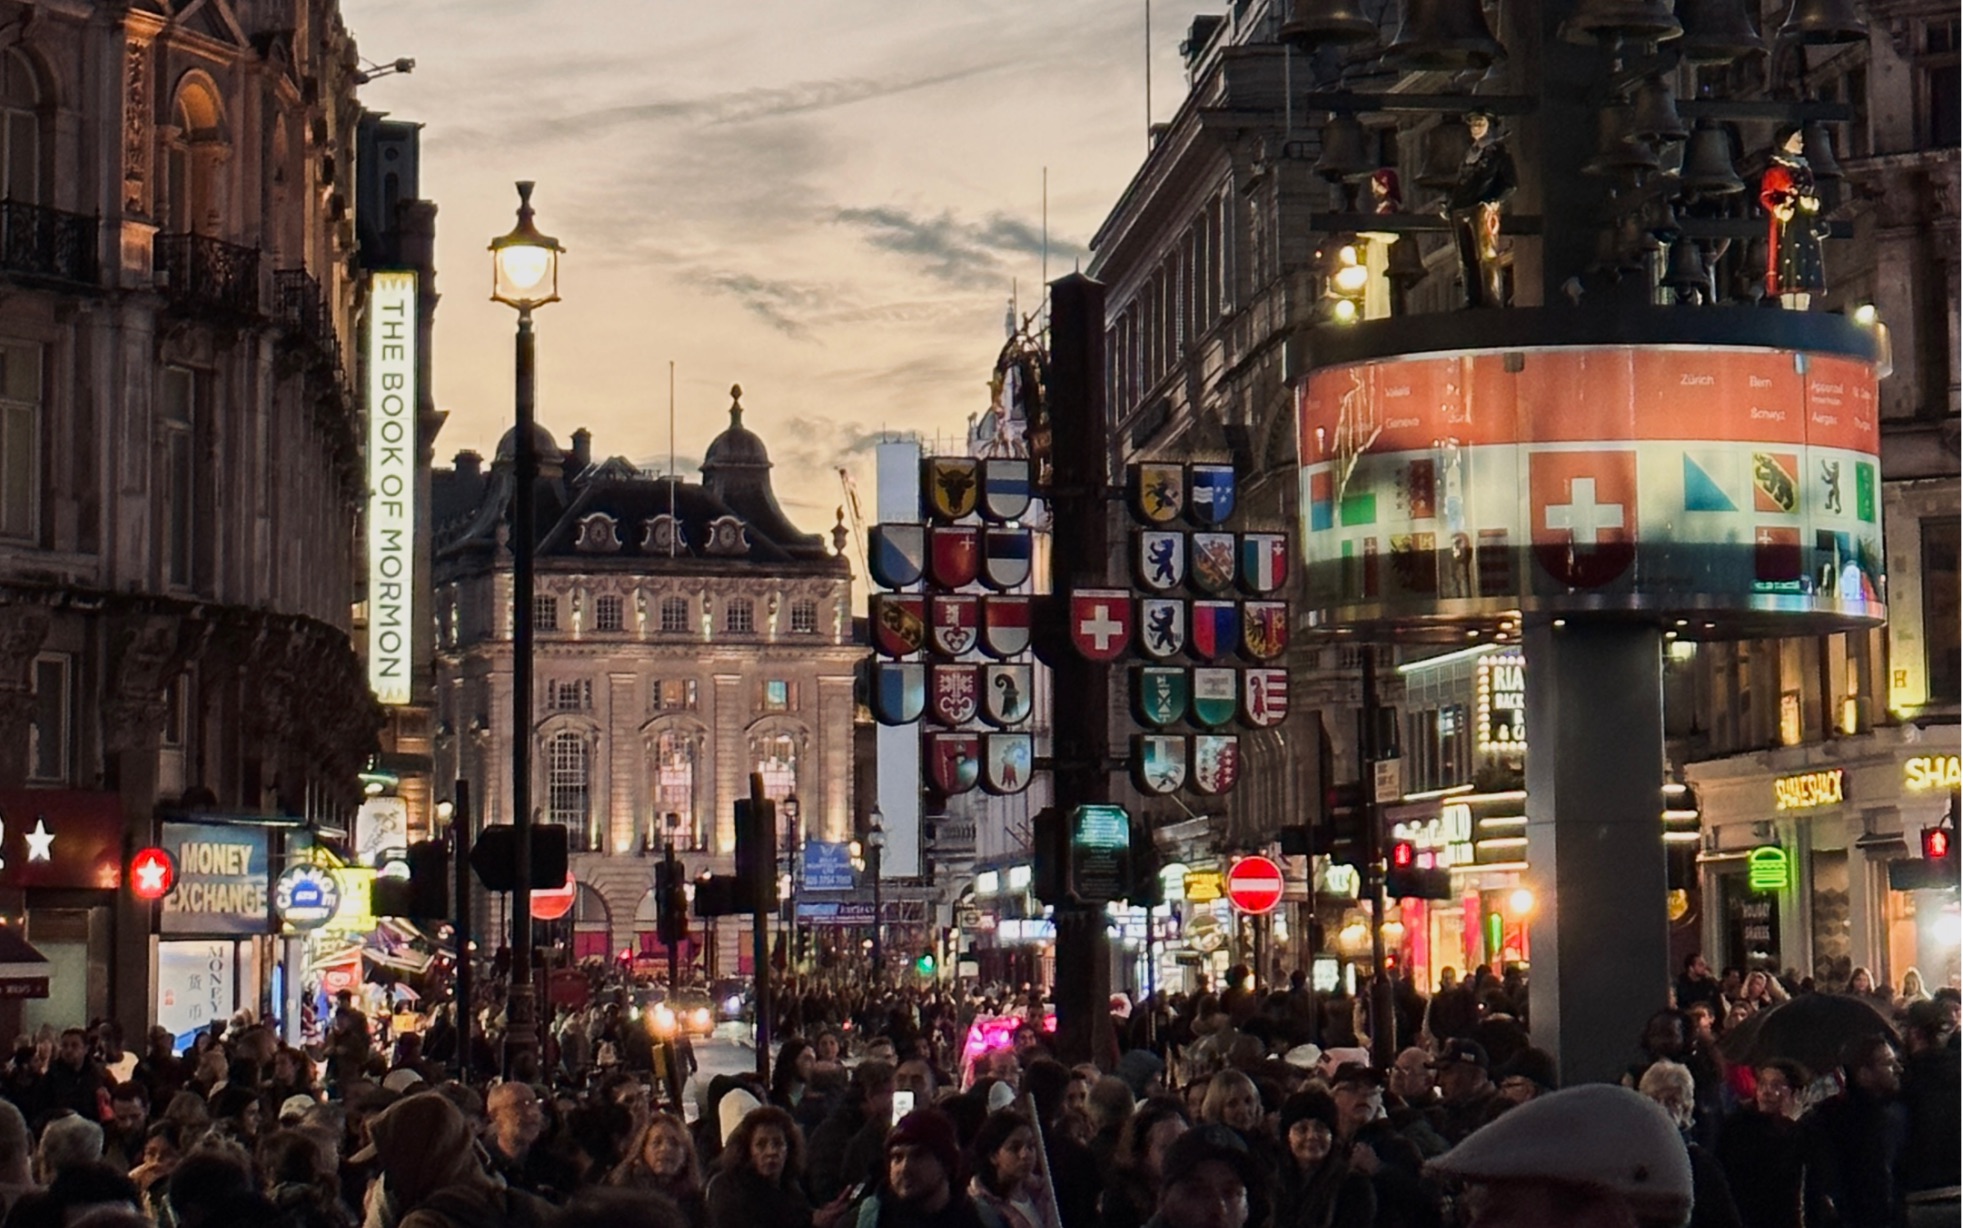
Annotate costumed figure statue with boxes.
[1444,110,1516,309]
[1761,125,1826,309]
[1360,168,1402,320]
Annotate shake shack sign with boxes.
[159,823,271,935]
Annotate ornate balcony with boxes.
[0,200,98,286]
[155,232,260,320]
[275,267,345,380]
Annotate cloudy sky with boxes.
[342,0,1209,551]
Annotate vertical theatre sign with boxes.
[366,271,417,705]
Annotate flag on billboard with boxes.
[1754,526,1802,583]
[1855,461,1875,523]
[1400,460,1436,520]
[1681,452,1737,513]
[1341,490,1377,527]
[1815,457,1848,518]
[1309,470,1334,532]
[1529,450,1637,589]
[1751,452,1800,514]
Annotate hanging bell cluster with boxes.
[1562,0,1683,45]
[1679,121,1745,196]
[1776,0,1868,45]
[1661,238,1712,302]
[1316,113,1373,182]
[1677,0,1768,60]
[1281,0,1381,48]
[1387,0,1505,69]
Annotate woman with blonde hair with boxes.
[608,1111,706,1227]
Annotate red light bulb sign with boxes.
[130,848,176,900]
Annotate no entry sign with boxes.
[1226,855,1285,914]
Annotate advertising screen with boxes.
[1296,345,1883,630]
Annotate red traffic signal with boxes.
[1391,840,1416,869]
[1923,827,1952,861]
[130,848,175,900]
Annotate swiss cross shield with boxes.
[925,732,980,795]
[928,594,979,657]
[1133,666,1189,729]
[1137,598,1187,660]
[1529,450,1638,589]
[1132,463,1186,525]
[981,664,1034,727]
[1239,533,1289,595]
[980,733,1033,795]
[981,527,1033,591]
[1191,668,1239,728]
[1193,735,1241,794]
[1190,601,1240,662]
[927,526,982,588]
[981,596,1032,659]
[1241,601,1289,661]
[925,457,980,522]
[872,663,926,726]
[927,664,981,726]
[1069,590,1133,662]
[980,458,1032,522]
[1242,668,1290,728]
[866,524,926,589]
[1190,532,1238,594]
[1135,531,1187,592]
[1188,464,1237,526]
[1132,734,1189,795]
[870,595,926,657]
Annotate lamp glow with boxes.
[489,181,564,311]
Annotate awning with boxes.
[0,927,52,999]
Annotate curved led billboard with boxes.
[1296,345,1883,632]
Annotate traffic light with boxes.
[733,798,778,912]
[1923,826,1952,863]
[654,853,689,945]
[1032,807,1065,905]
[915,950,937,977]
[469,823,570,892]
[1127,817,1164,908]
[1319,781,1368,866]
[692,874,740,918]
[404,840,450,919]
[1318,236,1369,324]
[1384,839,1453,900]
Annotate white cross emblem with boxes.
[1543,478,1625,543]
[1078,604,1124,652]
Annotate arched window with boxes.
[0,50,41,205]
[546,730,597,850]
[652,729,703,850]
[572,884,612,962]
[751,729,799,802]
[167,82,223,234]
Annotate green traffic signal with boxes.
[914,951,936,977]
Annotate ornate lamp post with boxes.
[489,181,562,1078]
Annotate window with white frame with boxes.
[532,594,559,632]
[594,594,624,632]
[789,599,819,634]
[659,596,690,634]
[27,653,68,783]
[751,730,798,802]
[654,730,703,850]
[723,597,755,634]
[547,679,592,711]
[0,341,40,541]
[546,731,596,850]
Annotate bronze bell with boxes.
[1661,238,1711,301]
[1776,0,1868,44]
[1803,121,1843,180]
[1316,113,1372,181]
[1628,74,1690,143]
[1282,0,1381,47]
[1387,235,1429,283]
[1680,121,1745,195]
[1647,195,1684,243]
[1387,0,1505,70]
[1562,0,1682,44]
[1584,104,1661,178]
[1734,238,1768,302]
[1416,122,1474,188]
[1678,0,1767,60]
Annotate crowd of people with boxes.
[0,953,1946,1228]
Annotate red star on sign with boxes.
[130,848,175,900]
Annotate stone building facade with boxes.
[430,395,859,966]
[0,0,377,1036]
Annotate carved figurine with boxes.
[1361,168,1403,320]
[1445,111,1516,309]
[1761,125,1825,309]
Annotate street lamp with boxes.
[490,180,563,1079]
[867,811,886,987]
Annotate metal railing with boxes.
[155,232,260,319]
[0,200,98,285]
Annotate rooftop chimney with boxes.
[570,428,592,473]
[453,449,482,479]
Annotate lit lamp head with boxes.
[489,181,564,312]
[868,822,886,852]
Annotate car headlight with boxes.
[693,1008,711,1030]
[651,1006,675,1036]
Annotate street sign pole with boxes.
[1362,649,1396,1068]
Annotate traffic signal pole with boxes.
[746,772,775,1079]
[663,839,680,988]
[452,779,473,1084]
[1362,650,1396,1069]
[1046,273,1117,1068]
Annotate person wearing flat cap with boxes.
[352,1090,552,1228]
[1427,1084,1695,1228]
[1145,1124,1258,1228]
[853,1109,990,1228]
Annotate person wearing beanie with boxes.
[854,1109,989,1228]
[352,1090,552,1228]
[1428,1084,1694,1228]
[1493,1048,1560,1110]
[1273,1091,1374,1228]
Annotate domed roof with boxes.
[701,385,770,470]
[494,421,563,466]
